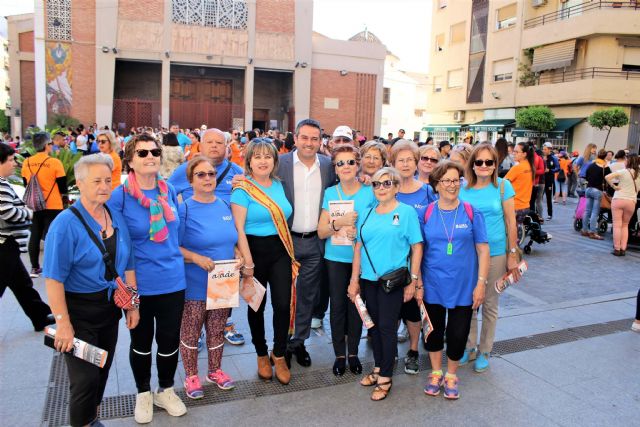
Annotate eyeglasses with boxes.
[473,159,495,167]
[371,180,396,189]
[193,171,216,179]
[97,139,110,144]
[335,159,357,167]
[420,156,439,164]
[363,155,381,162]
[439,178,461,187]
[396,158,416,164]
[135,148,162,158]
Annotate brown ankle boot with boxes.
[257,355,272,380]
[270,352,291,385]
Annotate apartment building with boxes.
[425,0,640,152]
[6,0,385,138]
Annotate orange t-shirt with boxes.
[504,161,533,211]
[109,151,123,189]
[21,152,66,210]
[187,141,200,161]
[229,142,244,166]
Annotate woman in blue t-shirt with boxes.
[317,144,375,377]
[459,143,521,374]
[421,161,490,401]
[231,139,293,385]
[177,156,242,399]
[44,154,138,427]
[108,134,187,423]
[348,167,423,401]
[390,140,436,375]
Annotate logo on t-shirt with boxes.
[222,215,232,221]
[392,214,399,226]
[455,223,468,229]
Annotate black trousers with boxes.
[544,176,554,217]
[362,278,404,377]
[247,235,292,357]
[424,303,473,362]
[28,209,60,269]
[129,290,184,393]
[326,260,362,357]
[312,260,329,320]
[529,185,538,212]
[636,288,640,321]
[0,237,51,329]
[65,289,121,427]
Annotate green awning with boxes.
[511,118,584,139]
[467,119,515,132]
[422,125,463,132]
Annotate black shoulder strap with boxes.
[69,205,118,279]
[359,208,378,278]
[217,162,233,186]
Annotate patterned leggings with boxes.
[179,300,228,377]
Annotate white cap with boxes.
[200,124,207,131]
[542,142,553,148]
[332,125,353,140]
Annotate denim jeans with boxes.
[582,187,602,233]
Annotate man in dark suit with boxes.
[278,118,336,367]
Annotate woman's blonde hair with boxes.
[360,140,388,165]
[582,143,597,161]
[389,139,419,165]
[97,130,118,153]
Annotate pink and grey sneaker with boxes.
[423,372,444,396]
[207,369,235,390]
[443,373,460,400]
[184,375,204,400]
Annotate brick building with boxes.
[6,0,385,138]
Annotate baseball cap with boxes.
[542,142,553,148]
[572,151,579,156]
[332,125,353,140]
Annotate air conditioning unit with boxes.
[532,0,547,7]
[453,111,465,122]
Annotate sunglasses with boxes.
[420,156,439,164]
[474,159,495,167]
[136,148,162,158]
[97,139,110,144]
[371,179,396,189]
[193,171,216,179]
[335,159,357,167]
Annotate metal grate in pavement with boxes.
[42,318,633,426]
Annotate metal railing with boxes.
[524,1,639,29]
[534,67,640,85]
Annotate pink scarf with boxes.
[123,172,175,243]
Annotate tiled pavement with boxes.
[1,198,638,426]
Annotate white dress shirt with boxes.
[291,151,322,233]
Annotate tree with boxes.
[516,106,556,132]
[0,110,9,134]
[588,107,629,149]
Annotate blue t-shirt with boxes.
[575,156,592,178]
[178,198,238,301]
[396,183,437,213]
[459,178,515,257]
[230,178,293,236]
[356,202,423,281]
[322,183,376,263]
[108,183,186,296]
[168,159,243,203]
[419,202,488,308]
[43,202,135,293]
[177,133,191,151]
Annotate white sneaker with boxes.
[397,323,409,343]
[311,318,322,329]
[134,391,153,424]
[632,322,640,333]
[154,387,187,417]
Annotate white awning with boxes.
[531,39,576,72]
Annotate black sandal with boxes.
[360,371,379,386]
[371,379,392,401]
[348,355,362,374]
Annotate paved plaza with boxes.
[1,199,638,427]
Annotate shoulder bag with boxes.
[69,206,140,310]
[600,166,612,210]
[359,208,411,293]
[500,179,523,263]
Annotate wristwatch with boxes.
[477,276,488,285]
[509,247,517,254]
[411,273,419,281]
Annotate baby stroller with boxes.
[573,190,609,234]
[517,210,552,254]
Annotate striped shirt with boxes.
[0,177,32,252]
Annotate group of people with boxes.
[1,116,639,426]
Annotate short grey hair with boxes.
[74,153,114,181]
[371,166,401,185]
[419,144,441,160]
[33,132,51,152]
[360,140,388,164]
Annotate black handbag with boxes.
[360,208,411,293]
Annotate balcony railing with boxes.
[533,67,640,85]
[524,1,639,29]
